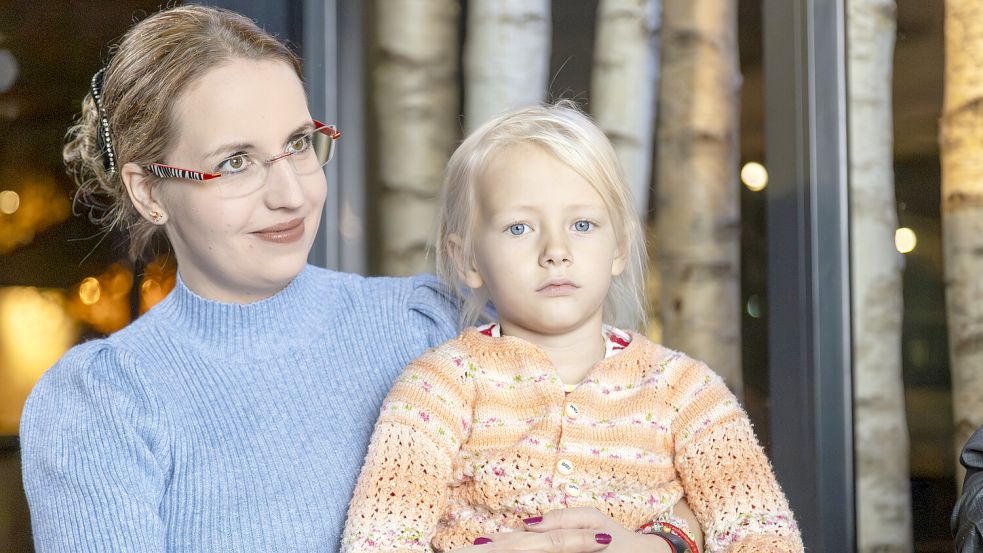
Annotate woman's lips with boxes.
[252,217,305,244]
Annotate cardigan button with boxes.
[565,403,580,419]
[557,459,574,475]
[563,482,581,497]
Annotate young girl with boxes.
[341,103,803,553]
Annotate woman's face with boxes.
[154,59,326,303]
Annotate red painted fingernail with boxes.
[595,533,612,545]
[473,537,493,545]
[523,516,543,525]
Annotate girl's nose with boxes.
[539,231,573,267]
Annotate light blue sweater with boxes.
[19,265,459,552]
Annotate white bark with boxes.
[942,0,983,488]
[848,1,912,551]
[464,0,551,133]
[655,0,742,396]
[591,0,661,218]
[375,0,460,275]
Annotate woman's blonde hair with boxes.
[64,5,303,261]
[435,101,648,330]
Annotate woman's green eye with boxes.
[288,136,311,153]
[220,154,250,174]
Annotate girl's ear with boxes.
[447,233,484,289]
[611,240,629,277]
[121,162,168,225]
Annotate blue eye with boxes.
[508,223,528,235]
[573,220,593,232]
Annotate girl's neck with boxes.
[499,316,606,385]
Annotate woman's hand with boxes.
[457,507,670,553]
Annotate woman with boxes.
[20,6,697,553]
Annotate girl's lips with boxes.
[537,281,579,296]
[252,217,305,244]
[538,284,578,296]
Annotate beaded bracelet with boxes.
[638,520,698,553]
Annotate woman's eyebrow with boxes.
[205,141,254,160]
[282,122,316,143]
[203,123,315,160]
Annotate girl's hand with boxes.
[464,507,671,553]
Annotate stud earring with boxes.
[150,210,164,224]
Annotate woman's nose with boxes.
[262,158,307,209]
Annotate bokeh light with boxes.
[895,227,917,254]
[741,161,769,192]
[139,255,177,314]
[68,264,134,334]
[0,287,79,434]
[0,190,19,214]
[78,277,101,305]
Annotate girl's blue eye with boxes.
[573,220,593,232]
[508,223,528,235]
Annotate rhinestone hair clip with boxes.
[90,67,117,176]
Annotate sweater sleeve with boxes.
[668,359,803,553]
[341,341,474,553]
[405,274,461,349]
[19,341,171,553]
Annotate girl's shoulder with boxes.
[624,332,731,389]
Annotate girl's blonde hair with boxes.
[64,5,303,261]
[435,101,648,330]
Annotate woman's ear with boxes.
[121,162,167,225]
[447,233,484,290]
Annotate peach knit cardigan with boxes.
[342,328,803,553]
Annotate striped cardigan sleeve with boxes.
[668,358,804,553]
[342,341,475,553]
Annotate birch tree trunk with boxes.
[942,0,983,486]
[655,0,742,396]
[591,0,661,218]
[464,0,550,133]
[848,1,913,551]
[375,0,460,275]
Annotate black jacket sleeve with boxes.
[954,425,983,552]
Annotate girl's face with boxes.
[461,144,627,337]
[152,59,326,303]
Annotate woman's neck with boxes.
[499,316,606,385]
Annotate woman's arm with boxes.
[341,343,473,553]
[19,342,170,553]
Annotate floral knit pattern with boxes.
[341,328,803,553]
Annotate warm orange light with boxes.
[69,264,133,334]
[140,255,177,314]
[0,190,19,214]
[0,172,70,254]
[0,286,80,433]
[78,277,101,305]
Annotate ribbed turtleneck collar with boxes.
[149,264,328,359]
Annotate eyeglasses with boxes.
[144,120,341,198]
